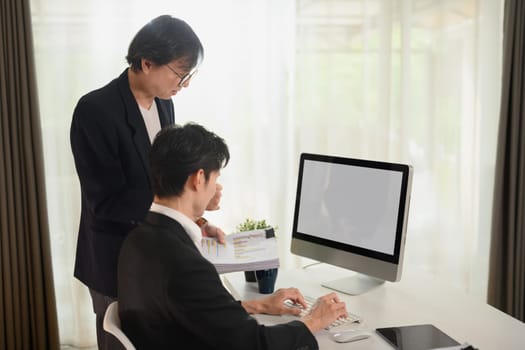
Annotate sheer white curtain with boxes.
[30,0,502,347]
[292,0,502,295]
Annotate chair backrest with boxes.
[103,301,136,350]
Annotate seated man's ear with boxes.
[189,169,206,190]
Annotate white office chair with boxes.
[103,301,136,350]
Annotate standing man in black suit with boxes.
[118,123,348,349]
[70,15,224,350]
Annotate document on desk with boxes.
[200,228,279,274]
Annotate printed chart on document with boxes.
[201,228,279,273]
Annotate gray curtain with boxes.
[0,0,60,348]
[488,0,525,322]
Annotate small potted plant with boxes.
[236,218,277,284]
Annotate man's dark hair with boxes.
[150,123,230,198]
[126,15,204,71]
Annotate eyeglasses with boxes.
[165,64,198,87]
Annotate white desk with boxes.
[223,264,525,349]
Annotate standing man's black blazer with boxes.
[70,69,174,297]
[118,211,319,350]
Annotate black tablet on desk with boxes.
[376,324,460,350]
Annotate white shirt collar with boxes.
[149,202,202,249]
[139,100,161,143]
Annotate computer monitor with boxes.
[291,153,413,295]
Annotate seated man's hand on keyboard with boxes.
[300,292,348,333]
[242,288,308,316]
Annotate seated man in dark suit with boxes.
[118,123,348,349]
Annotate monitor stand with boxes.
[322,274,385,295]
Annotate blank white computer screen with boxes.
[296,159,403,255]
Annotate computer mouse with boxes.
[331,330,372,343]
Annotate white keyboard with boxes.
[284,296,362,330]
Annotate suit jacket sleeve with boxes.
[165,239,318,350]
